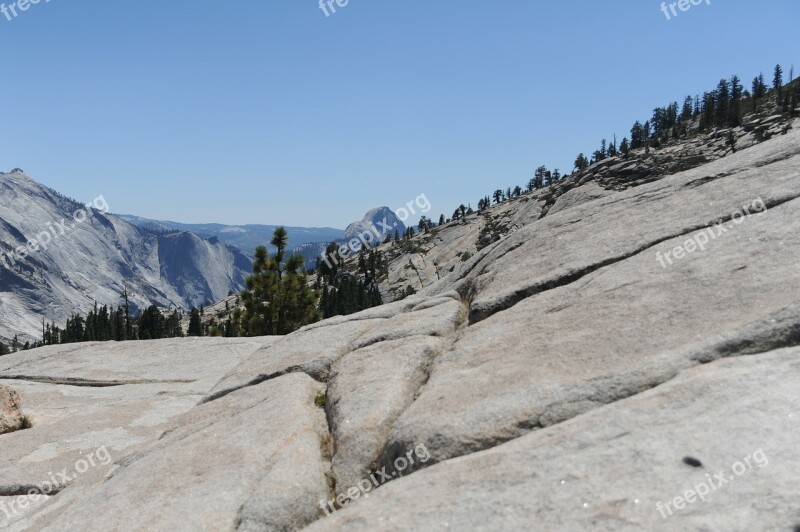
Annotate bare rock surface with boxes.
[327,335,444,493]
[386,194,800,467]
[307,348,800,532]
[547,180,610,215]
[0,380,198,493]
[458,128,800,323]
[15,373,330,532]
[1,125,799,531]
[0,337,271,530]
[207,294,463,401]
[0,495,50,528]
[0,337,267,391]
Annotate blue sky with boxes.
[0,0,797,228]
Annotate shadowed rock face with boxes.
[1,121,799,530]
[0,384,23,435]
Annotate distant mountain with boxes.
[118,215,344,258]
[0,171,252,342]
[291,207,407,269]
[122,208,406,272]
[343,206,406,242]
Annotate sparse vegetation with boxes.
[395,286,417,301]
[314,390,327,408]
[449,63,800,233]
[477,215,508,251]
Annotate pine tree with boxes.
[715,79,730,127]
[728,75,743,127]
[317,253,382,320]
[752,74,766,112]
[271,227,289,277]
[750,76,759,113]
[630,122,644,149]
[574,154,589,172]
[773,64,783,96]
[534,166,548,188]
[187,308,203,336]
[277,254,320,334]
[593,139,607,162]
[699,92,715,130]
[681,96,693,121]
[607,136,617,158]
[619,138,630,159]
[121,288,133,340]
[241,229,320,335]
[165,310,184,338]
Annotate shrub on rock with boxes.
[0,383,24,434]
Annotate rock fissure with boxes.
[382,303,800,477]
[0,376,195,387]
[468,191,800,324]
[0,484,66,497]
[201,366,312,404]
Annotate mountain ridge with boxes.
[118,214,344,257]
[0,171,252,342]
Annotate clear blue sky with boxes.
[1,0,797,228]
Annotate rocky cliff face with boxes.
[1,121,799,530]
[0,171,252,341]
